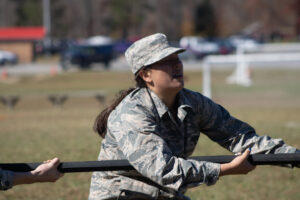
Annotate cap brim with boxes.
[135,47,185,75]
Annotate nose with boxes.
[174,60,183,69]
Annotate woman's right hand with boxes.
[219,149,256,176]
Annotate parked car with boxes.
[0,50,18,66]
[227,35,260,51]
[179,36,235,59]
[60,43,115,70]
[180,36,218,59]
[35,39,76,56]
[86,35,113,46]
[215,38,236,54]
[113,39,133,56]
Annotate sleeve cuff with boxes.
[204,162,220,186]
[0,170,14,190]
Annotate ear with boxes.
[138,69,153,84]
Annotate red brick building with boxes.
[0,27,45,63]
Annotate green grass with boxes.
[0,69,300,200]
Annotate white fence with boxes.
[202,43,300,98]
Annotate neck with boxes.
[148,87,179,109]
[161,93,176,109]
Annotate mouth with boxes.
[173,74,183,78]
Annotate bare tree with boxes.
[1,0,299,40]
[0,0,17,26]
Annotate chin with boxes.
[174,84,184,93]
[177,80,184,89]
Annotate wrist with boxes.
[219,163,233,176]
[13,171,36,186]
[30,169,42,183]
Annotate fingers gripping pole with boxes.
[1,154,300,173]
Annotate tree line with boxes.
[0,0,299,41]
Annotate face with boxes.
[140,53,184,95]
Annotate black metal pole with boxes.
[1,154,299,173]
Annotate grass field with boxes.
[0,68,300,200]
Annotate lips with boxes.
[173,74,183,78]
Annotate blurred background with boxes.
[0,0,299,67]
[0,0,300,200]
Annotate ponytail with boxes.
[93,76,146,138]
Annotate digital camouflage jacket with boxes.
[89,87,298,200]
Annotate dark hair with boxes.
[93,76,146,138]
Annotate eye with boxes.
[171,59,182,67]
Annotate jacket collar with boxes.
[146,88,194,119]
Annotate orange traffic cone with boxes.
[50,65,57,76]
[1,68,8,80]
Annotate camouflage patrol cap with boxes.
[125,33,185,75]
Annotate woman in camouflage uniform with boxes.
[89,33,299,200]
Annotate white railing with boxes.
[202,44,300,98]
[249,43,300,53]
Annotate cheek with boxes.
[161,67,174,78]
[160,70,173,81]
[152,71,172,85]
